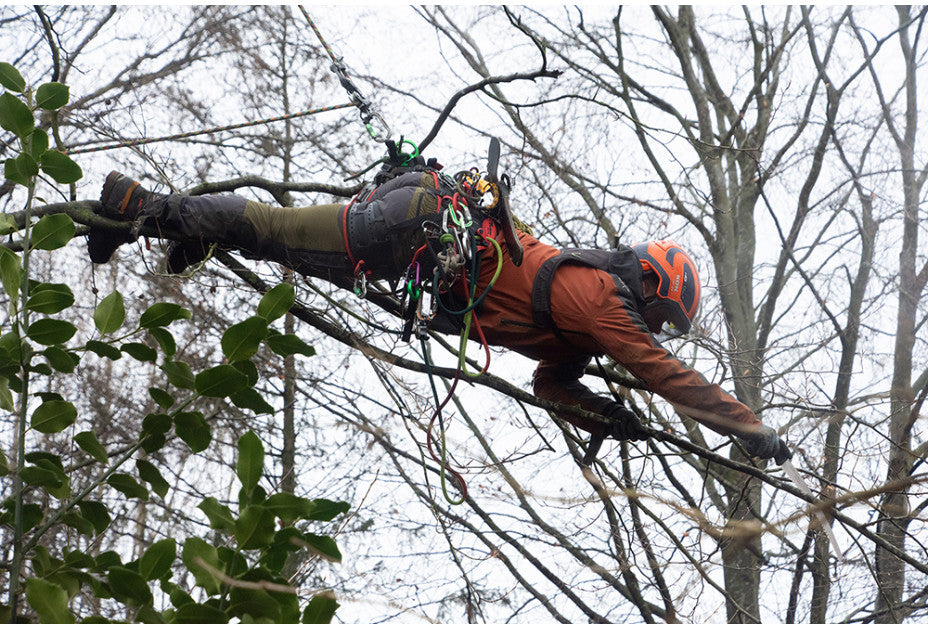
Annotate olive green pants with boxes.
[146,170,443,281]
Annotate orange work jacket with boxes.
[468,230,761,438]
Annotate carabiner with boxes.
[365,111,392,143]
[353,260,368,298]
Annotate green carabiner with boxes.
[400,138,419,165]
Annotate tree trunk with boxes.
[873,7,923,621]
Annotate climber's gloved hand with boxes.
[605,403,648,441]
[740,424,791,463]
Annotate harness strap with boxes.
[531,246,646,329]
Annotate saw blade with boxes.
[782,459,845,561]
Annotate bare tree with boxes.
[4,5,928,624]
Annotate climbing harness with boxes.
[343,138,515,504]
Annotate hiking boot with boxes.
[165,239,213,274]
[99,171,157,220]
[88,172,158,263]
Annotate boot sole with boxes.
[100,171,141,218]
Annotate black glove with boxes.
[741,425,792,463]
[605,403,648,441]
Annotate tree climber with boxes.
[86,161,790,463]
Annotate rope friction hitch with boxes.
[298,6,390,143]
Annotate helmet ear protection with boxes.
[632,240,701,336]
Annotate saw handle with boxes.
[581,434,605,467]
[773,438,793,465]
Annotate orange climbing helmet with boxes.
[632,240,701,335]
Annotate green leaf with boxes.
[31,213,75,251]
[0,213,15,236]
[139,302,190,329]
[299,498,351,522]
[1,502,42,531]
[147,388,174,410]
[230,387,274,415]
[262,527,298,572]
[141,431,166,454]
[30,363,52,376]
[0,246,22,302]
[107,566,153,606]
[0,92,33,139]
[142,412,172,436]
[25,578,74,623]
[264,493,319,522]
[0,330,22,366]
[79,500,111,535]
[30,400,77,433]
[27,318,76,345]
[234,505,275,550]
[194,364,248,398]
[86,339,122,360]
[15,152,38,178]
[61,511,95,536]
[147,327,176,357]
[95,551,122,571]
[236,431,264,493]
[93,290,125,334]
[23,128,49,159]
[181,537,223,596]
[174,411,211,453]
[239,484,266,510]
[122,342,157,362]
[302,533,342,562]
[217,547,249,578]
[265,333,316,358]
[0,62,26,93]
[107,473,149,500]
[21,463,64,489]
[39,150,82,184]
[74,431,108,464]
[64,549,96,570]
[35,81,69,110]
[257,283,295,321]
[136,606,165,623]
[198,497,236,532]
[228,586,282,622]
[303,592,339,624]
[166,585,195,609]
[0,377,13,412]
[30,545,57,577]
[4,157,29,187]
[174,603,228,624]
[0,449,8,475]
[26,282,74,314]
[139,538,175,581]
[221,316,267,361]
[25,458,65,498]
[161,360,194,390]
[136,459,169,499]
[232,359,259,386]
[26,450,64,469]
